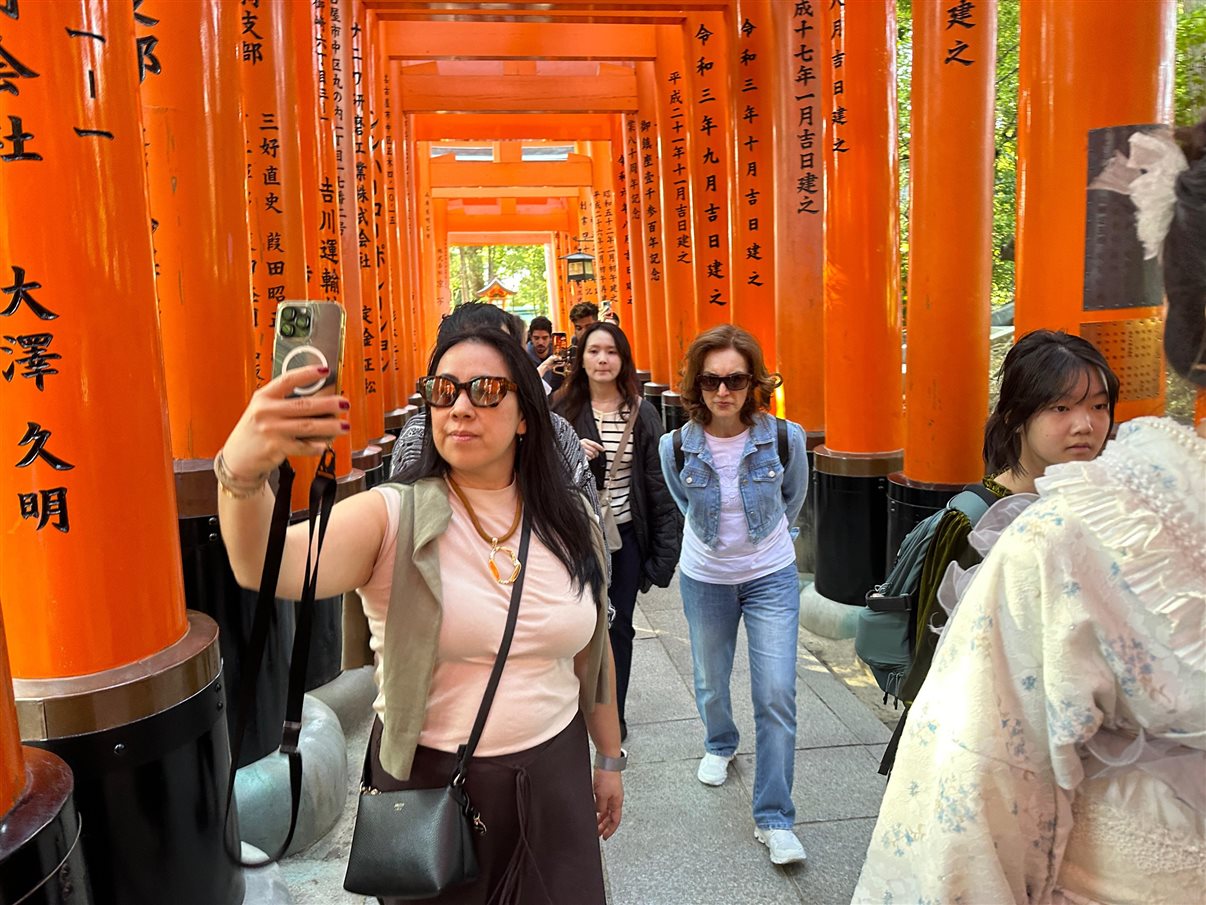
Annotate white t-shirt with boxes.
[679,430,796,585]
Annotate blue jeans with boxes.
[680,563,800,829]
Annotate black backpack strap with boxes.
[962,481,998,507]
[776,417,789,467]
[673,427,684,474]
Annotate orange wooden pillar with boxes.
[552,230,573,331]
[412,134,438,366]
[0,601,89,902]
[1015,0,1175,422]
[731,0,777,367]
[620,113,651,372]
[635,62,673,388]
[366,11,403,423]
[304,0,354,477]
[331,0,375,482]
[587,141,622,315]
[891,0,997,535]
[238,0,322,510]
[771,0,825,433]
[0,2,236,901]
[573,182,602,311]
[350,0,388,460]
[654,26,700,387]
[381,59,413,403]
[0,613,21,815]
[685,12,735,328]
[144,0,255,461]
[395,99,425,392]
[812,0,905,605]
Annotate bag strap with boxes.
[776,416,789,467]
[673,427,684,474]
[602,404,640,496]
[451,512,533,785]
[223,446,338,867]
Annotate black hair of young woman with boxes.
[553,321,640,422]
[436,301,527,347]
[982,329,1122,476]
[397,327,603,598]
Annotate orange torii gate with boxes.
[0,2,1183,902]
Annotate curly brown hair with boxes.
[680,325,781,426]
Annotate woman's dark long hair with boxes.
[982,329,1121,476]
[398,328,602,598]
[554,321,639,423]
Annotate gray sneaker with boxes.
[754,827,807,865]
[695,753,734,786]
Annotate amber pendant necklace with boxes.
[446,475,523,585]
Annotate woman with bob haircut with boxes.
[218,327,622,905]
[656,324,809,866]
[890,329,1122,734]
[554,321,681,743]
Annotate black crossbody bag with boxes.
[343,512,533,899]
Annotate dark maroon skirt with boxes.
[367,712,605,905]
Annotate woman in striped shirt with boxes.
[555,322,682,742]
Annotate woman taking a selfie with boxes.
[217,328,622,905]
[657,324,809,866]
[554,321,681,742]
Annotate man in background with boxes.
[526,315,564,392]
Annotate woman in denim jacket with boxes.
[658,325,809,866]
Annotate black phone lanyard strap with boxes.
[223,447,339,867]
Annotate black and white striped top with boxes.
[593,407,634,524]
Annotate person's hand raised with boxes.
[220,365,350,480]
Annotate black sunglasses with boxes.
[416,375,518,408]
[696,373,752,392]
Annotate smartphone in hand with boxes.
[272,301,346,398]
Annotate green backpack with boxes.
[854,484,996,704]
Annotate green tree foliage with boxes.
[448,245,550,322]
[1177,0,1206,125]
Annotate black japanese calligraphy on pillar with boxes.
[943,0,977,66]
[62,16,114,141]
[3,268,70,533]
[623,117,640,298]
[351,17,377,398]
[133,0,161,83]
[691,19,728,307]
[666,70,691,271]
[829,0,849,157]
[640,117,662,284]
[736,12,768,293]
[794,1,822,216]
[315,1,341,301]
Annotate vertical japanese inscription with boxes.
[691,20,726,307]
[794,1,821,216]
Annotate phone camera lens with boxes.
[281,323,295,337]
[295,315,311,331]
[281,307,296,322]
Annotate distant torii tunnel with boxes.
[0,2,1182,904]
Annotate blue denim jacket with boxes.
[657,412,808,548]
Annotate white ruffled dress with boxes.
[853,418,1206,904]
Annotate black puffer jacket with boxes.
[558,398,682,592]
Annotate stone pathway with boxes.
[271,578,890,905]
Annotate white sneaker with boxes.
[754,827,808,865]
[696,753,734,786]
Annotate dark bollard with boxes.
[644,382,669,420]
[812,447,903,605]
[661,390,686,433]
[0,748,93,905]
[635,369,651,397]
[408,392,424,410]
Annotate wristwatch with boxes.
[594,748,628,772]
